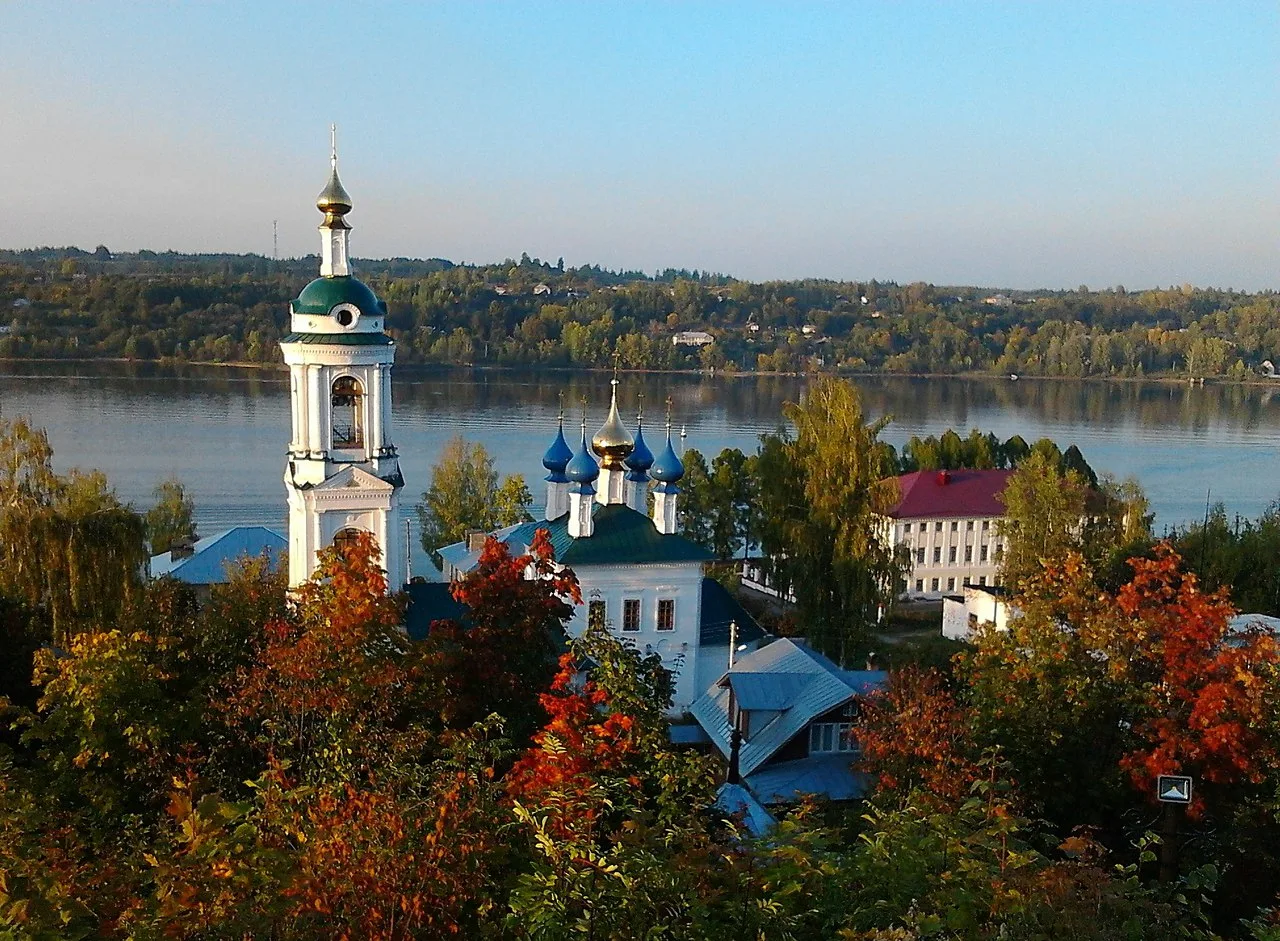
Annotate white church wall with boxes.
[568,561,705,715]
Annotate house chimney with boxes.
[865,650,879,671]
[170,538,196,561]
[726,727,743,784]
[936,470,951,486]
[466,531,487,552]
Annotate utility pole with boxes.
[272,220,278,263]
[405,518,413,587]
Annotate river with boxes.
[1,362,1276,547]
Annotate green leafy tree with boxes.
[997,450,1091,592]
[0,414,147,644]
[754,378,907,663]
[144,476,198,554]
[417,434,534,565]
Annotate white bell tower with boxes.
[280,130,404,590]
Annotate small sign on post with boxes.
[1156,774,1193,805]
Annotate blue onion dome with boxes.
[625,419,654,476]
[650,429,685,484]
[566,424,600,484]
[542,418,574,479]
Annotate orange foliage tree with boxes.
[419,529,579,738]
[222,532,420,783]
[856,665,981,807]
[1112,545,1279,815]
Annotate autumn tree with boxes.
[144,475,198,554]
[856,666,981,808]
[418,528,579,741]
[754,377,906,663]
[223,532,422,783]
[417,434,534,565]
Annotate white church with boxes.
[269,146,763,715]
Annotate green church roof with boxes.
[292,276,387,317]
[504,503,714,567]
[280,332,394,346]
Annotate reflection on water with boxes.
[1,362,1277,535]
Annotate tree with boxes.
[419,529,579,741]
[677,447,755,560]
[997,450,1091,592]
[417,434,533,565]
[754,378,906,663]
[145,476,198,554]
[0,414,147,644]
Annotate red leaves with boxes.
[857,666,981,807]
[420,531,578,734]
[506,655,642,839]
[1114,546,1277,814]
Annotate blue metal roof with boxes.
[747,756,871,805]
[149,526,286,585]
[716,783,777,835]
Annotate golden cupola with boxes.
[316,125,352,230]
[591,378,634,469]
[316,165,353,229]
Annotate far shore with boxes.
[1,355,1277,388]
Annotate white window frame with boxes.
[809,722,856,754]
[622,598,641,632]
[656,598,675,632]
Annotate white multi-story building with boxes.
[280,141,404,590]
[883,469,1013,600]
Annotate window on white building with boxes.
[589,599,607,627]
[809,722,855,754]
[657,599,675,631]
[931,578,939,592]
[934,521,943,532]
[947,577,955,591]
[966,520,974,531]
[949,546,957,563]
[980,545,989,562]
[979,576,987,586]
[933,547,941,563]
[622,599,641,632]
[965,545,973,563]
[915,579,924,592]
[950,521,958,532]
[903,522,912,533]
[982,520,990,531]
[916,547,925,563]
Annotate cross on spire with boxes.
[330,123,338,168]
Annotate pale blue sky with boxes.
[4,2,1276,288]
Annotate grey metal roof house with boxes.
[689,637,887,806]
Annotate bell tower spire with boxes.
[317,123,353,277]
[281,135,403,591]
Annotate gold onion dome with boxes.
[591,379,634,468]
[316,165,353,226]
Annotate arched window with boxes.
[331,376,364,449]
[332,527,364,557]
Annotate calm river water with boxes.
[1,362,1277,542]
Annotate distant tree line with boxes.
[1,247,1277,378]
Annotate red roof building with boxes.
[880,469,1015,600]
[885,469,1014,520]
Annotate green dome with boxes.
[293,276,386,317]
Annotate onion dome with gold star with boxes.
[591,377,634,469]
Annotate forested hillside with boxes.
[1,246,1276,378]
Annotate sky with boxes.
[3,1,1276,289]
